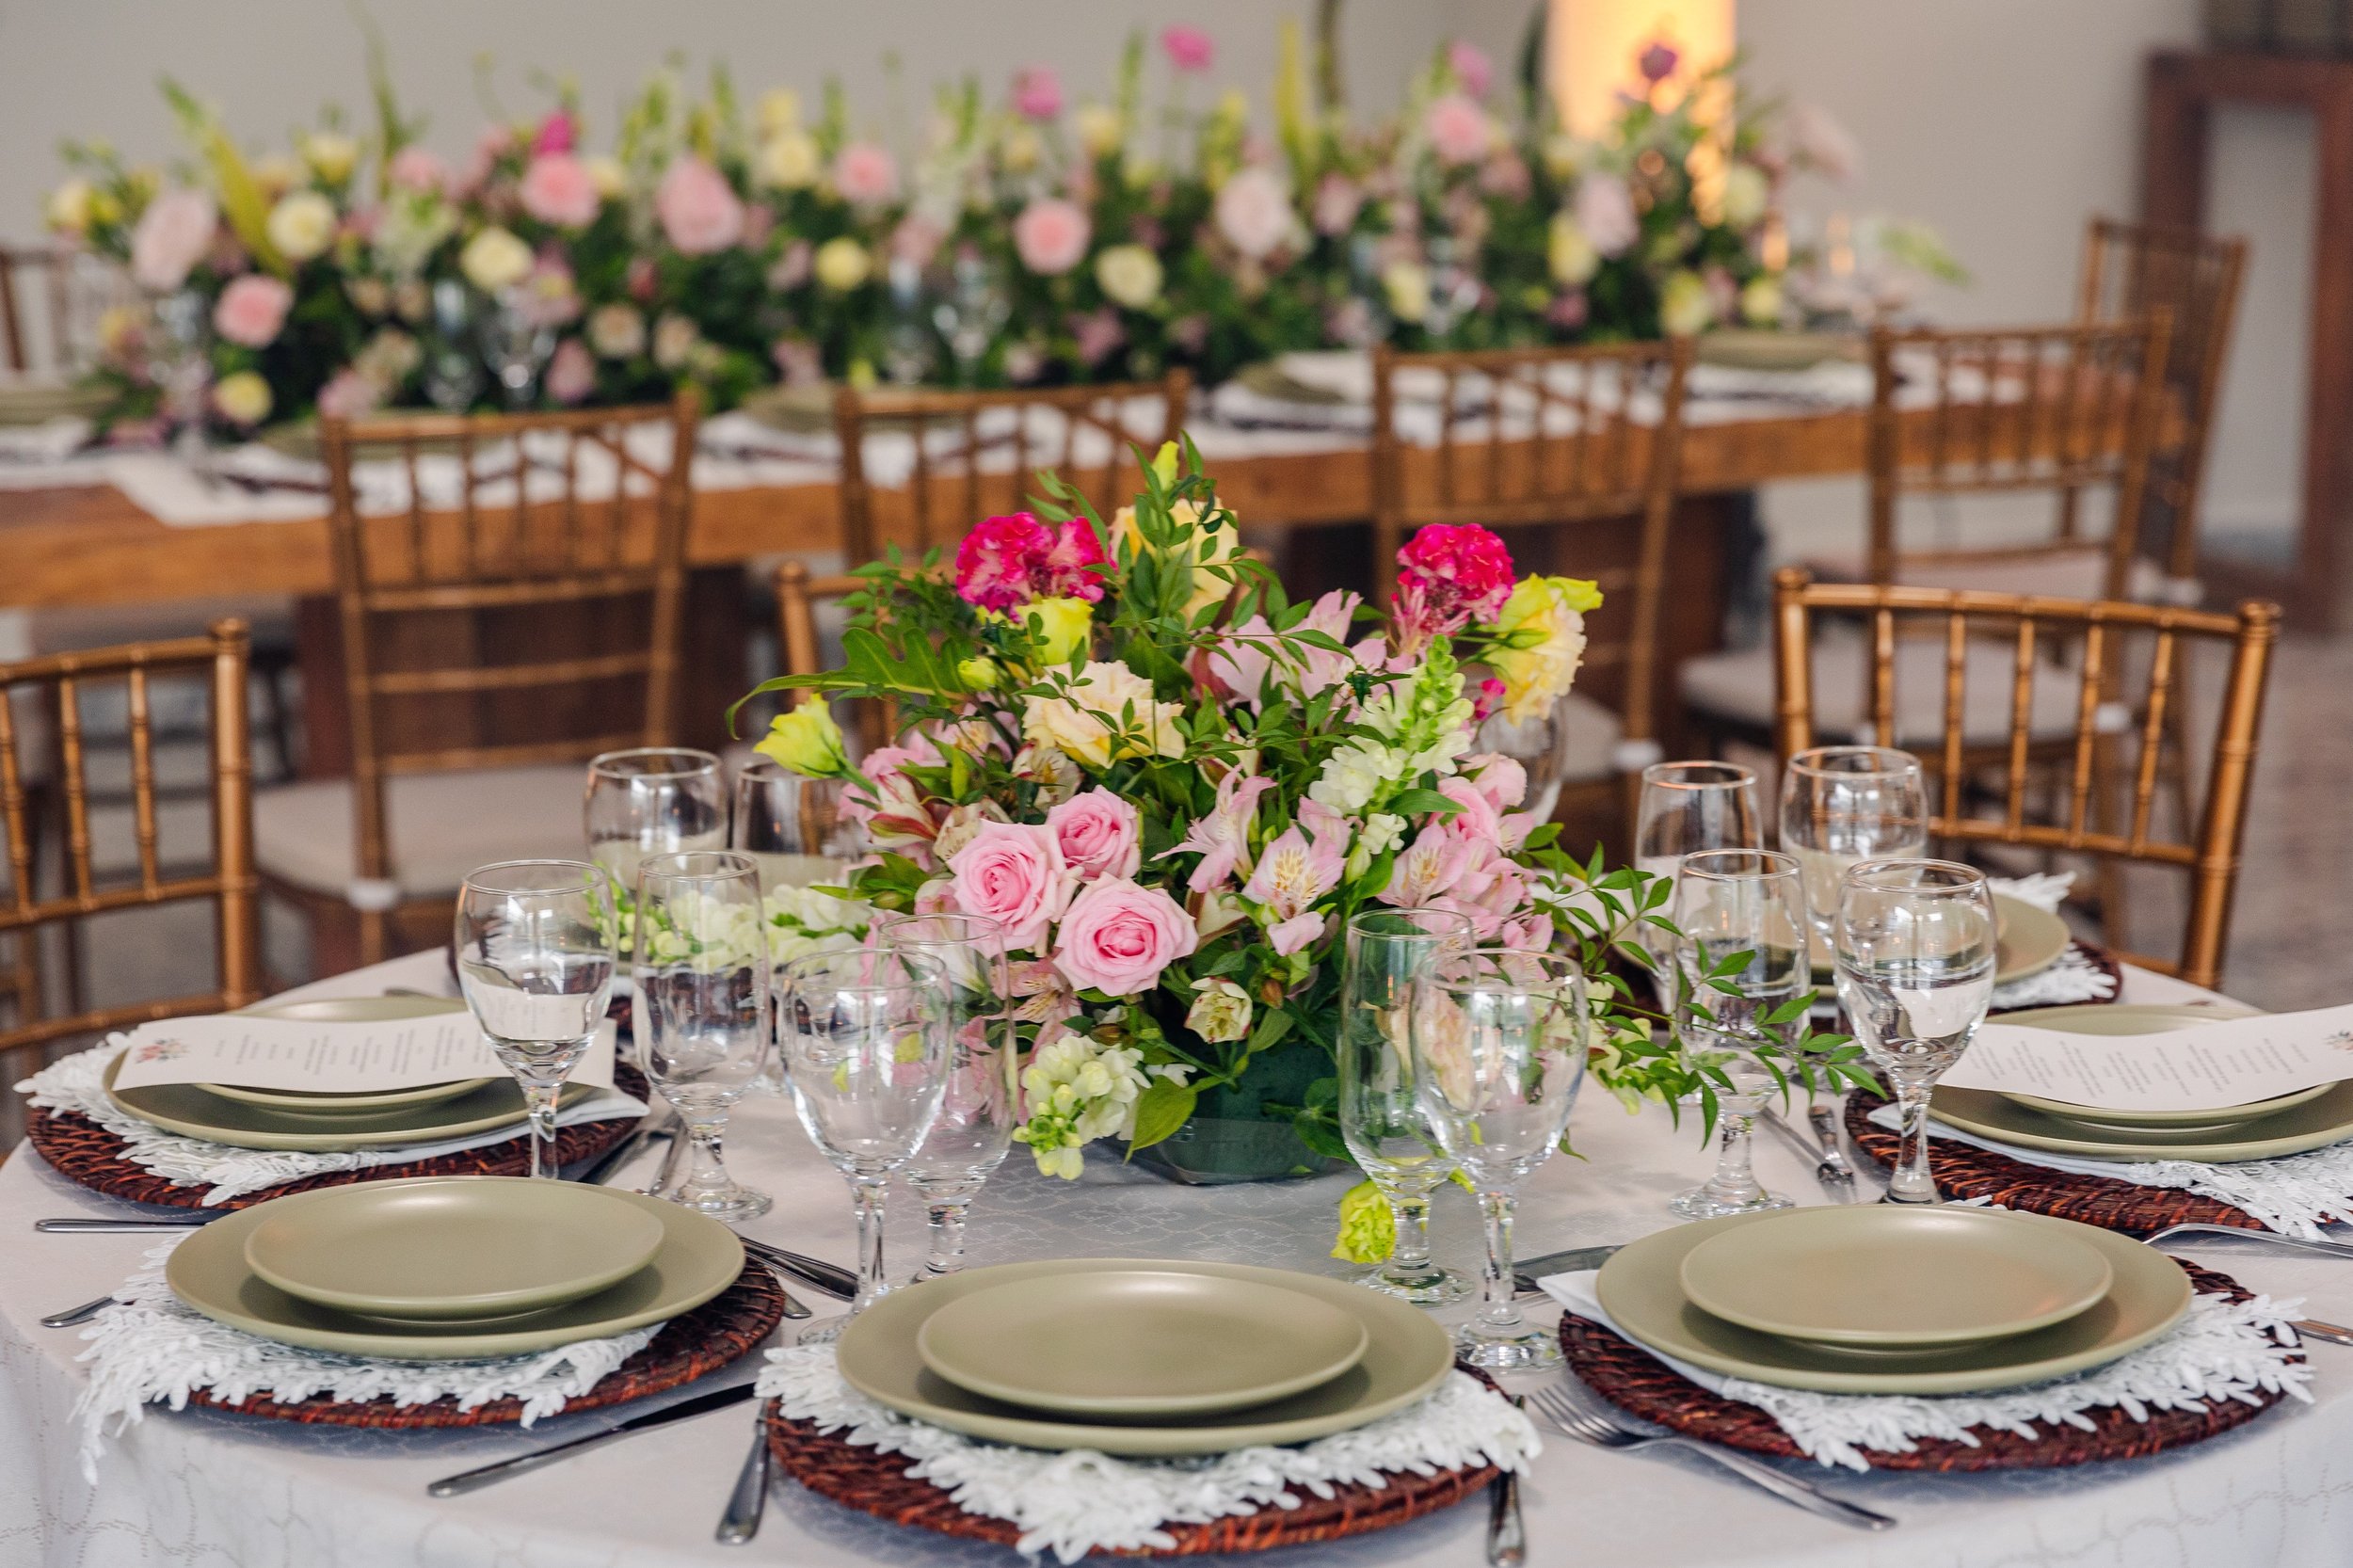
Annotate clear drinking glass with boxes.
[455,859,617,1180]
[730,758,863,893]
[632,851,773,1221]
[1338,908,1478,1304]
[586,748,728,938]
[776,948,952,1340]
[1779,746,1929,968]
[1475,709,1571,824]
[1668,851,1810,1219]
[1636,761,1763,880]
[1412,947,1589,1369]
[874,913,1016,1280]
[1833,858,1997,1205]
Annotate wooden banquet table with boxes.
[3,949,2348,1568]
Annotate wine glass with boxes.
[1778,746,1928,969]
[1337,908,1476,1304]
[730,759,863,893]
[874,913,1016,1279]
[455,860,617,1180]
[482,286,555,408]
[632,851,773,1221]
[776,947,952,1340]
[881,257,940,387]
[932,250,1012,386]
[1411,947,1589,1369]
[1833,858,1997,1205]
[586,748,728,949]
[1475,708,1570,824]
[1668,851,1810,1220]
[1635,760,1762,1006]
[424,280,485,410]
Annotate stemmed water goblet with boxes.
[455,859,617,1180]
[874,913,1016,1279]
[1833,858,1997,1205]
[1411,947,1589,1369]
[424,280,486,410]
[1635,760,1763,1006]
[1779,745,1929,969]
[730,758,862,893]
[776,948,952,1341]
[632,851,773,1221]
[481,285,555,408]
[1667,850,1811,1219]
[932,250,1011,386]
[585,747,728,929]
[1337,908,1477,1304]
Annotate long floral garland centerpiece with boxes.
[742,445,1865,1206]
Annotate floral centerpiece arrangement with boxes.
[742,445,1865,1201]
[40,25,1950,440]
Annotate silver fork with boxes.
[2145,1224,2353,1261]
[1807,1101,1860,1185]
[1527,1380,1896,1529]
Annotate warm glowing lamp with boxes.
[1547,0,1737,136]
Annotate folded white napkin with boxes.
[0,415,92,465]
[1539,1269,2309,1470]
[17,1039,647,1205]
[757,1344,1537,1564]
[74,1235,662,1481]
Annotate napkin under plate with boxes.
[1539,1269,2309,1470]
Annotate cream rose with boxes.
[814,236,872,292]
[1022,661,1185,768]
[265,190,338,263]
[758,131,821,190]
[458,226,534,292]
[1094,243,1162,310]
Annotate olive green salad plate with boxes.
[242,1176,667,1322]
[200,995,492,1115]
[103,1052,588,1151]
[168,1178,741,1358]
[1598,1210,2191,1395]
[916,1269,1370,1417]
[838,1257,1453,1455]
[1677,1206,2112,1351]
[1992,895,2073,985]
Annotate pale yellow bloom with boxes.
[1023,596,1094,666]
[1094,243,1162,309]
[1488,575,1601,724]
[1074,104,1124,158]
[757,131,821,190]
[1721,163,1770,229]
[458,226,534,292]
[44,179,93,235]
[584,156,628,200]
[1022,661,1184,768]
[758,88,802,136]
[304,132,360,185]
[756,699,851,777]
[814,236,872,292]
[1658,269,1713,336]
[1739,275,1785,327]
[1547,212,1598,286]
[1383,261,1431,324]
[265,190,338,263]
[210,371,273,426]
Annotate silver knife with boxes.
[1513,1243,1625,1295]
[427,1382,759,1496]
[576,1121,669,1187]
[39,1215,214,1233]
[738,1239,856,1300]
[1759,1107,1858,1202]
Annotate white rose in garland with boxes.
[265,190,338,263]
[1094,244,1163,310]
[458,226,534,293]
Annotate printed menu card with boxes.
[111,1013,617,1093]
[1940,1003,2353,1112]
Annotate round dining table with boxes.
[3,949,2347,1568]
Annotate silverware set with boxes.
[1758,1101,1860,1202]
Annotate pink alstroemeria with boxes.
[1241,822,1343,955]
[1382,826,1475,909]
[1159,772,1273,892]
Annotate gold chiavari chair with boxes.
[1770,568,2280,989]
[0,242,130,379]
[0,620,260,1146]
[832,373,1190,566]
[1369,339,1696,849]
[256,394,699,969]
[2077,217,2248,596]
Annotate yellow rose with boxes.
[1488,576,1601,724]
[304,132,359,185]
[1657,269,1713,336]
[1383,261,1431,325]
[756,698,851,777]
[1001,126,1043,174]
[250,152,302,199]
[1094,243,1163,310]
[44,179,93,235]
[1111,499,1242,621]
[266,190,339,263]
[459,226,534,292]
[1022,660,1185,768]
[584,156,628,200]
[1547,212,1598,286]
[814,236,872,292]
[1739,275,1785,327]
[1074,104,1124,158]
[210,371,273,426]
[758,131,821,190]
[1023,596,1094,666]
[758,88,802,136]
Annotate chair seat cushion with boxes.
[1680,628,2089,746]
[255,765,587,901]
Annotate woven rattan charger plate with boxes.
[1560,1260,2293,1470]
[763,1366,1505,1557]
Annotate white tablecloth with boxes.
[3,952,2347,1568]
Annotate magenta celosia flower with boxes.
[1161,25,1214,72]
[1392,523,1516,645]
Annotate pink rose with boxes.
[520,153,600,228]
[1013,66,1064,122]
[533,110,579,156]
[213,274,292,348]
[833,143,900,208]
[1045,790,1141,880]
[1212,167,1293,261]
[1161,25,1214,72]
[129,189,217,292]
[1013,198,1090,277]
[1575,172,1640,258]
[388,147,447,194]
[1311,173,1363,238]
[654,156,745,255]
[1053,877,1196,996]
[1449,41,1494,98]
[544,337,595,404]
[947,821,1071,952]
[315,368,381,421]
[1425,94,1492,168]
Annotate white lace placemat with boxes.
[1540,1270,2310,1471]
[756,1345,1537,1563]
[74,1236,663,1480]
[18,1040,647,1205]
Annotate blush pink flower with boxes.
[1159,772,1274,892]
[533,109,579,155]
[520,153,600,228]
[654,157,745,254]
[130,189,217,292]
[1213,167,1293,261]
[947,821,1071,953]
[1392,523,1516,645]
[1014,198,1091,277]
[544,337,596,404]
[1013,66,1064,121]
[1045,789,1141,880]
[1312,173,1363,237]
[845,732,944,848]
[388,147,447,194]
[1575,172,1640,258]
[833,143,900,208]
[1449,41,1495,97]
[1242,822,1344,956]
[212,274,292,347]
[1161,25,1214,72]
[1052,877,1197,995]
[1425,94,1492,168]
[315,368,381,421]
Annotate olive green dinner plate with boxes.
[916,1269,1369,1417]
[0,380,108,425]
[1992,895,2073,986]
[837,1257,1453,1455]
[1597,1210,2192,1394]
[1677,1206,2112,1350]
[168,1178,740,1358]
[103,1052,586,1151]
[242,1176,667,1321]
[1985,1000,2323,1135]
[1695,329,1862,372]
[200,995,493,1115]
